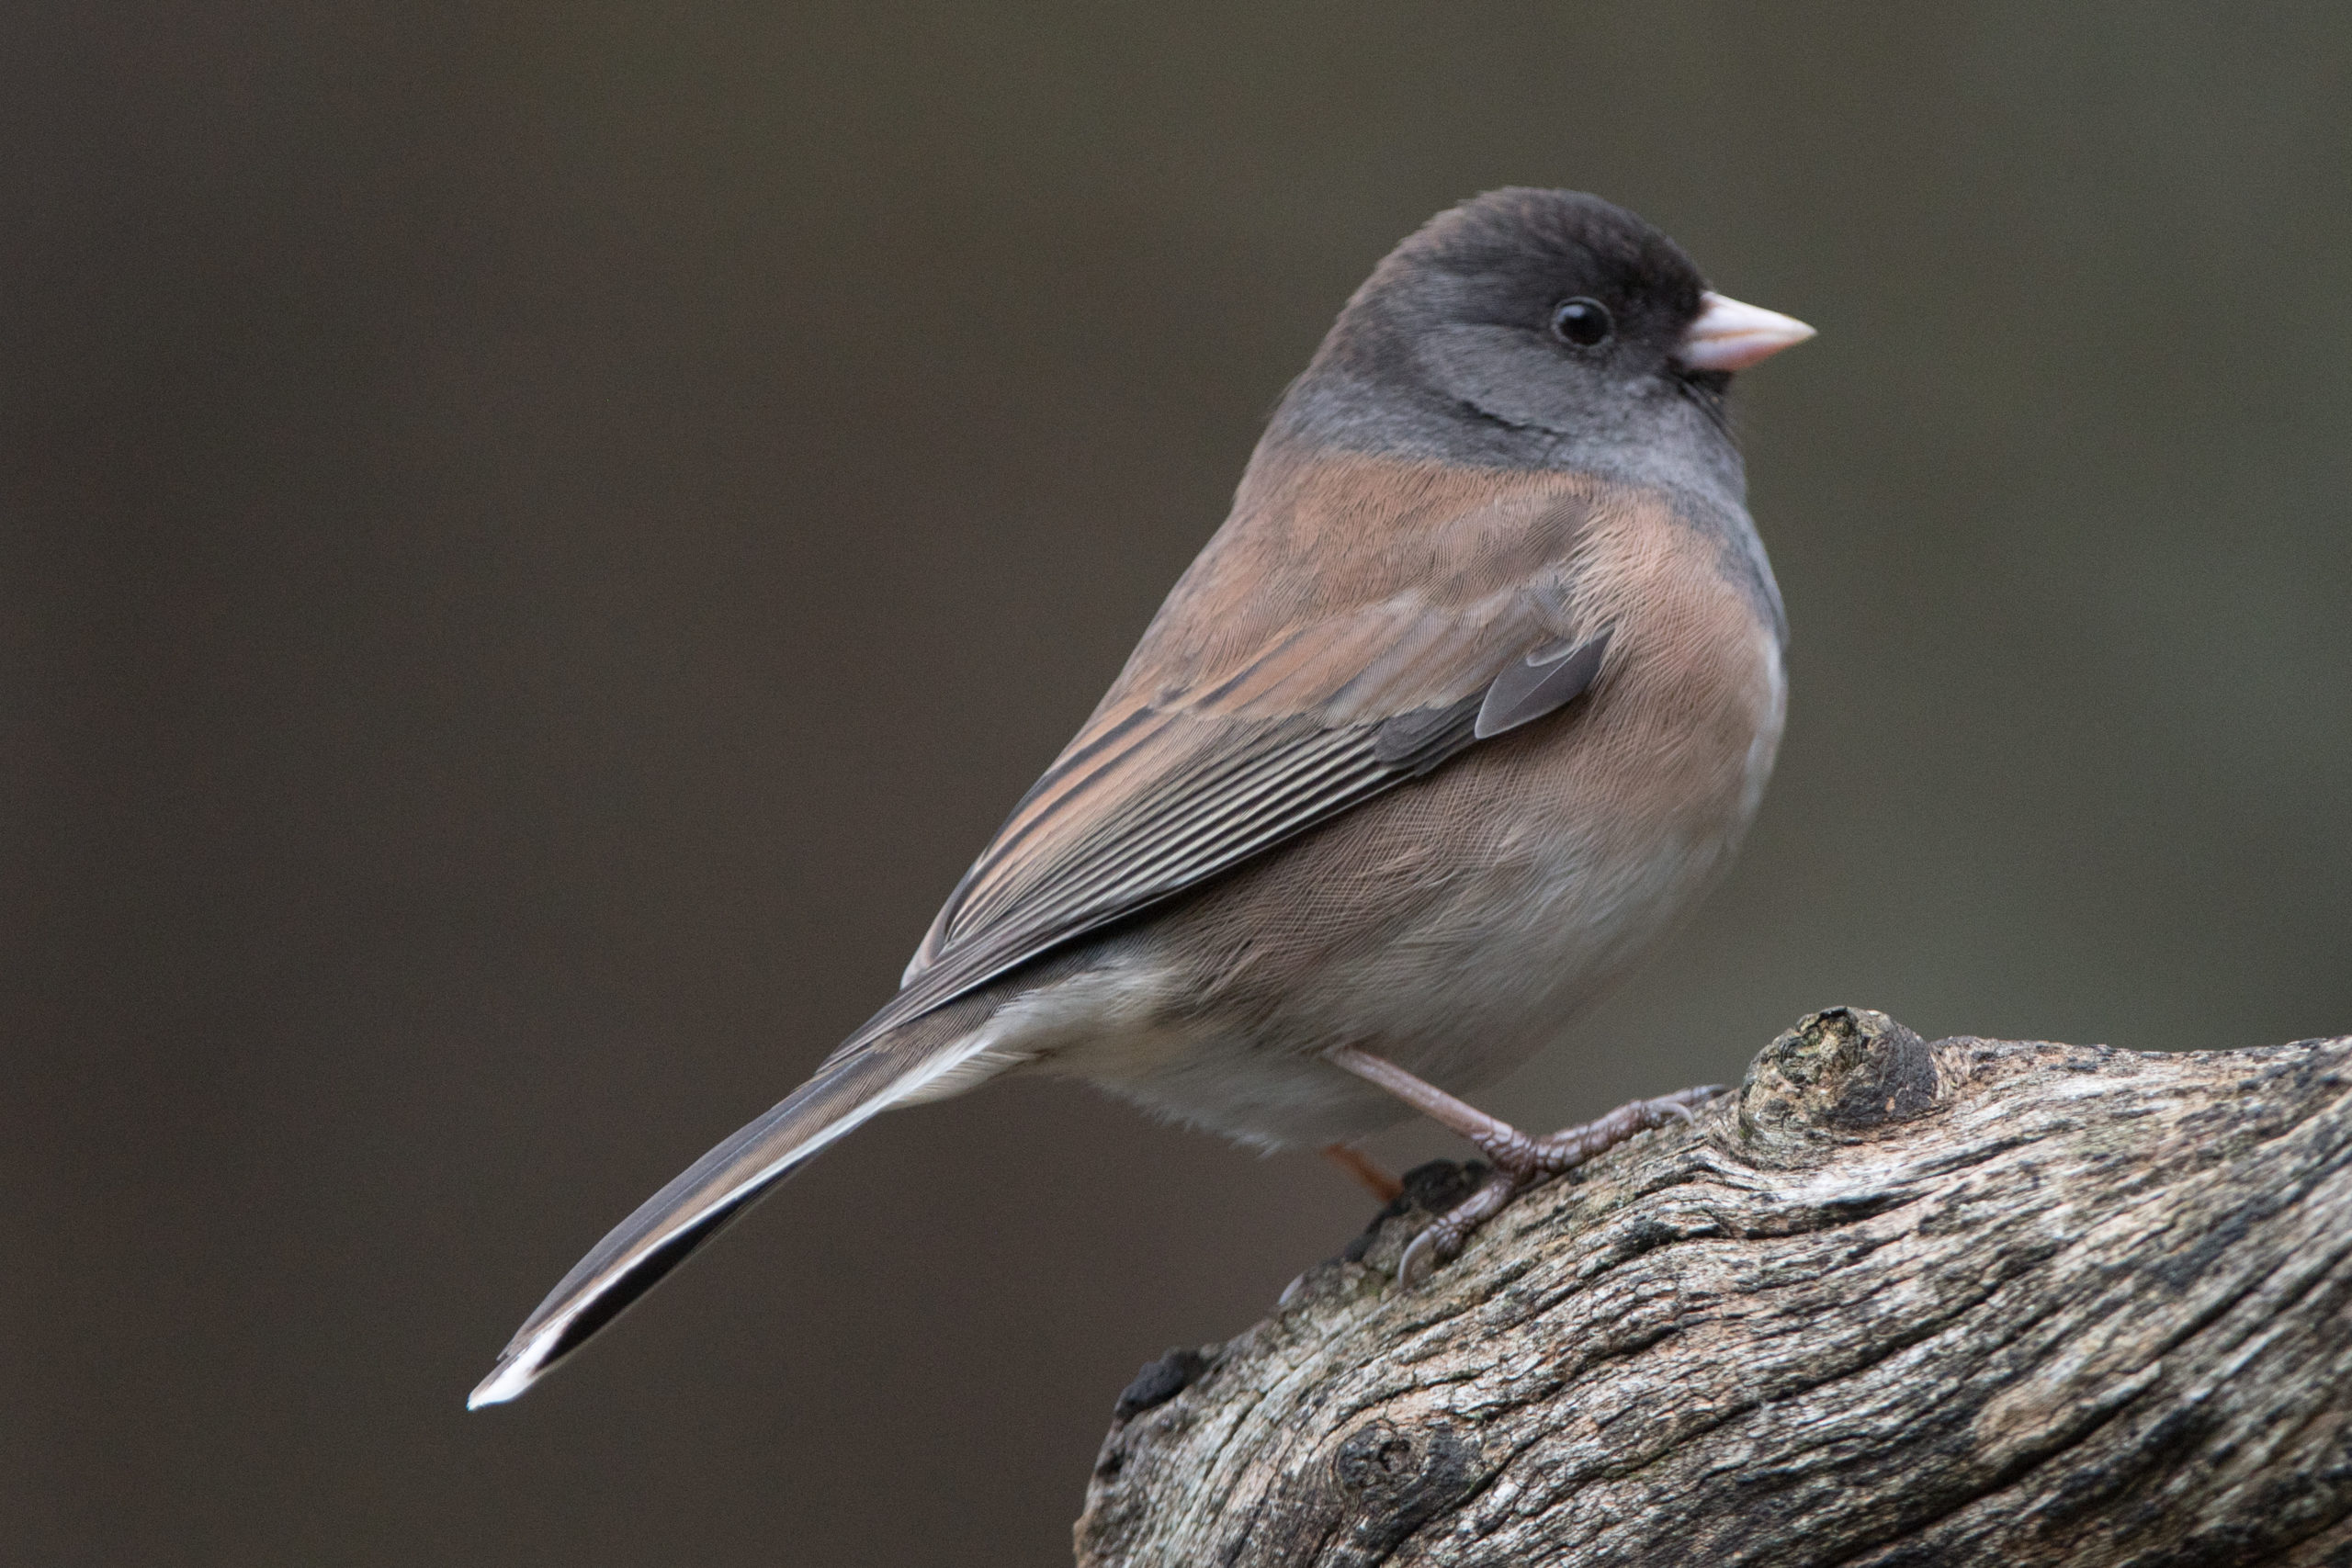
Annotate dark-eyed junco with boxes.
[470,188,1812,1407]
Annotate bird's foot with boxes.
[1396,1084,1724,1287]
[1396,1162,1525,1286]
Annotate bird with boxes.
[469,187,1812,1408]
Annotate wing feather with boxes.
[870,592,1611,1056]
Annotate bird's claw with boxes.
[1646,1083,1727,1129]
[1397,1226,1443,1288]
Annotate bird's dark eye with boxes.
[1549,297,1613,348]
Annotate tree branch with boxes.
[1074,1009,2352,1566]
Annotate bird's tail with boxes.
[468,1003,1000,1408]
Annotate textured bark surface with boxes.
[1074,1010,2352,1567]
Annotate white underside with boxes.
[1025,825,1727,1148]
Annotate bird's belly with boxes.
[1073,840,1718,1145]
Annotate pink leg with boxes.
[1327,1045,1722,1284]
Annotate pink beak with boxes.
[1677,291,1815,373]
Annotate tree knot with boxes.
[1738,1007,1941,1154]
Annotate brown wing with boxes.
[835,499,1621,1077]
[913,593,1587,945]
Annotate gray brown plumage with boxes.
[470,187,1812,1407]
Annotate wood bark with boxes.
[1074,1009,2352,1566]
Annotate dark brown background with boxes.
[7,4,2350,1562]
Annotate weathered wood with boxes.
[1075,1009,2352,1566]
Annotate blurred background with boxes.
[7,3,2350,1562]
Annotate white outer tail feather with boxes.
[468,1020,1011,1408]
